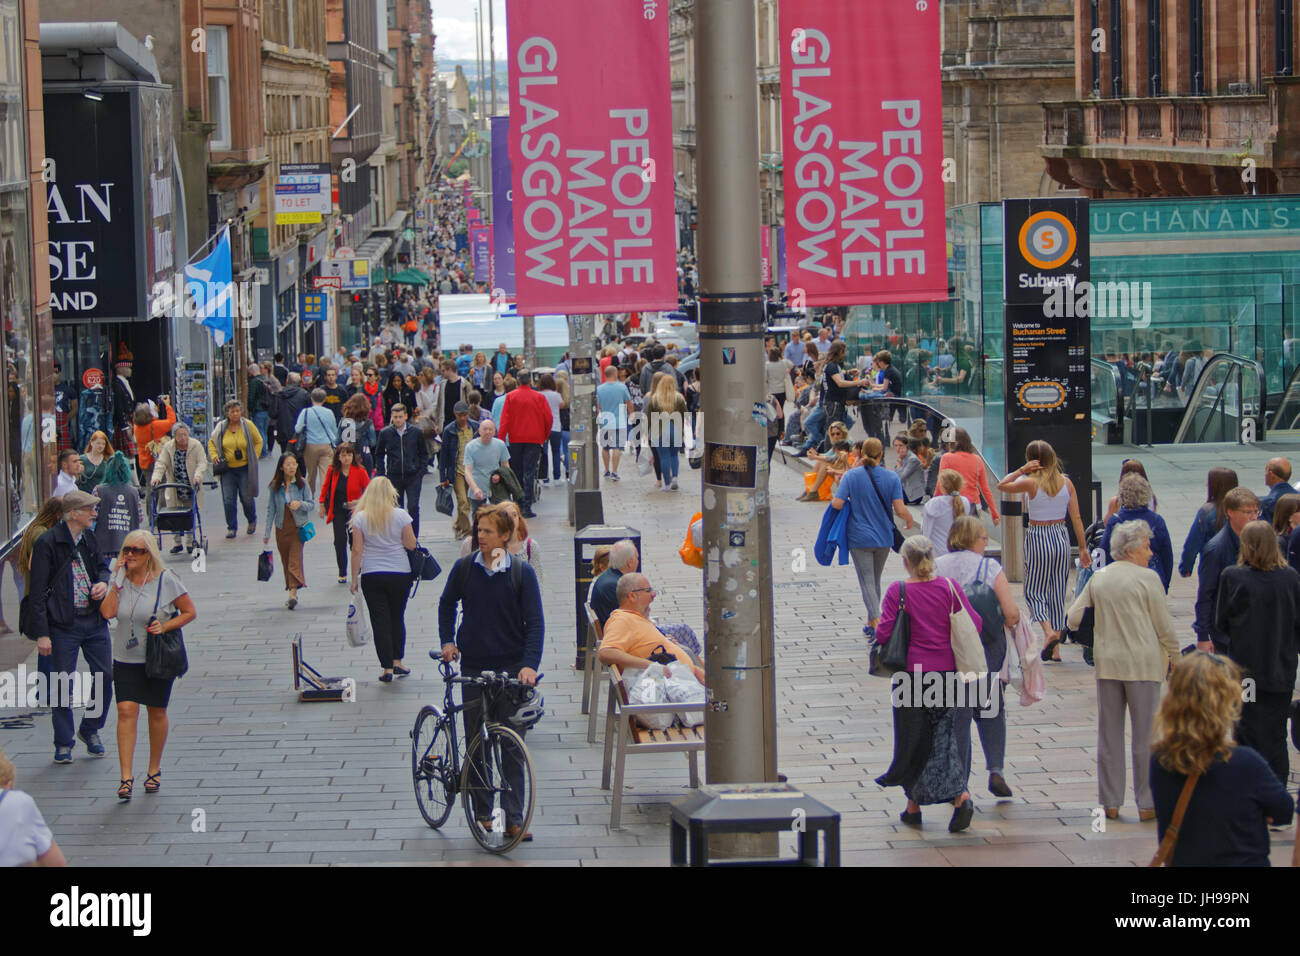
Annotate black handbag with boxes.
[434,483,455,516]
[407,546,442,598]
[865,466,906,552]
[648,644,676,665]
[257,550,274,582]
[145,572,188,680]
[868,583,910,678]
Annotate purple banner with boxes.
[490,116,515,301]
[471,225,491,282]
[777,226,787,293]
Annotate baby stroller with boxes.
[148,482,209,556]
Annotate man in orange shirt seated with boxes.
[598,573,705,684]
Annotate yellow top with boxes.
[209,420,264,468]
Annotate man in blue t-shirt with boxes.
[595,366,633,480]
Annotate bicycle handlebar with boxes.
[434,658,542,687]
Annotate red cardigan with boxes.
[319,465,371,522]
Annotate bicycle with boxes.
[410,659,541,853]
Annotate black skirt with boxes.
[113,661,174,708]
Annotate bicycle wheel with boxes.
[460,723,535,853]
[411,705,456,829]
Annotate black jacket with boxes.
[1195,524,1240,645]
[375,423,429,485]
[26,521,111,639]
[1215,565,1300,693]
[273,386,311,443]
[437,425,464,484]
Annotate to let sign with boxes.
[779,0,947,305]
[506,0,677,315]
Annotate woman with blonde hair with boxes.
[350,475,417,683]
[921,469,972,557]
[1067,519,1178,821]
[1149,653,1294,866]
[646,371,689,490]
[997,440,1091,661]
[1214,520,1300,783]
[469,351,490,390]
[78,430,115,492]
[875,535,981,831]
[99,529,197,800]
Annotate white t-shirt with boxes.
[542,389,563,432]
[113,569,189,664]
[0,789,53,866]
[765,359,793,396]
[920,493,974,557]
[934,549,1003,589]
[353,507,414,574]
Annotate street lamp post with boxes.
[695,0,779,847]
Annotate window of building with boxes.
[1147,0,1162,95]
[1190,0,1205,94]
[207,25,231,149]
[387,0,396,29]
[1090,1,1101,95]
[1279,0,1294,75]
[1109,0,1124,96]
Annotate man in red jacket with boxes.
[498,370,552,519]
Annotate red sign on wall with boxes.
[779,0,947,306]
[507,0,677,315]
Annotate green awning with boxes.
[409,267,432,282]
[372,267,388,284]
[391,269,429,286]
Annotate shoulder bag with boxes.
[145,571,189,680]
[945,577,986,677]
[868,583,910,678]
[1149,773,1200,867]
[211,421,229,476]
[864,466,906,553]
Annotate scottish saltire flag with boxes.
[186,227,234,346]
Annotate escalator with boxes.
[1171,353,1267,444]
[1269,361,1300,435]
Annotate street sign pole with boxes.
[696,0,778,856]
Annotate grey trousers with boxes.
[1096,678,1162,810]
[849,547,891,621]
[954,674,1006,775]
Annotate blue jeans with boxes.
[220,466,257,531]
[658,445,681,482]
[49,613,113,748]
[252,411,272,456]
[799,406,827,453]
[559,430,571,477]
[546,431,563,480]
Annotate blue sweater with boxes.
[1150,747,1294,867]
[1101,506,1173,591]
[438,553,544,672]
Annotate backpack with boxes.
[959,557,1006,671]
[453,552,526,634]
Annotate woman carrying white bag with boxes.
[346,593,370,648]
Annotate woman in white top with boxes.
[458,499,543,586]
[350,476,418,683]
[921,469,973,557]
[935,515,1021,799]
[996,440,1090,661]
[538,372,565,484]
[765,348,794,413]
[414,366,438,426]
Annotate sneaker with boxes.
[863,624,876,641]
[609,472,620,482]
[521,509,537,519]
[169,543,185,555]
[988,773,1013,798]
[53,746,73,764]
[225,529,237,539]
[603,471,612,478]
[77,728,106,757]
[246,520,257,535]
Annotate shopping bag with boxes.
[665,661,705,727]
[257,550,274,582]
[435,483,454,516]
[345,595,370,648]
[946,579,986,679]
[638,448,653,477]
[625,665,674,731]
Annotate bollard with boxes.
[1001,496,1026,583]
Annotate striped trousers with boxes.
[1025,522,1070,630]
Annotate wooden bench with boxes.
[599,664,704,829]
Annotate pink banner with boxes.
[507,0,677,315]
[779,0,947,305]
[760,227,772,286]
[467,208,482,225]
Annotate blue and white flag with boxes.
[185,227,234,346]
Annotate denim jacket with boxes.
[1178,503,1219,577]
[264,480,317,535]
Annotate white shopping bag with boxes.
[626,664,674,731]
[345,595,370,648]
[664,661,705,727]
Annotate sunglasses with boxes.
[120,546,148,556]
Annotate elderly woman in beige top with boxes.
[1067,519,1179,823]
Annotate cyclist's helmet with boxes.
[508,685,545,730]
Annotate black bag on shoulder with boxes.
[868,583,910,678]
[145,571,189,680]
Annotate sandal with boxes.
[144,771,162,794]
[1040,635,1064,662]
[118,778,134,802]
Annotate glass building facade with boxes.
[843,195,1300,472]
